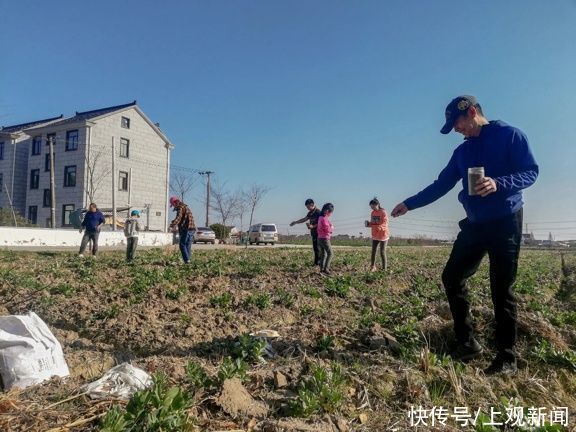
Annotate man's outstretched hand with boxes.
[391,202,408,218]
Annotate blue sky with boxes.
[1,0,575,239]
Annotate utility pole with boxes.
[144,203,151,231]
[111,137,116,231]
[3,183,17,227]
[49,135,56,229]
[199,171,214,227]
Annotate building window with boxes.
[120,138,129,158]
[30,169,40,189]
[119,171,129,191]
[62,204,75,226]
[65,130,78,151]
[43,189,51,207]
[32,136,42,155]
[121,116,130,129]
[28,206,38,224]
[0,142,4,160]
[45,153,55,171]
[64,165,76,187]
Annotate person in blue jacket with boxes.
[79,203,105,257]
[391,95,538,375]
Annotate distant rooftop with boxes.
[0,115,64,133]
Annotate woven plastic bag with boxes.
[0,312,69,390]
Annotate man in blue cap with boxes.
[391,95,539,375]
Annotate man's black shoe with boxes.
[449,338,483,361]
[484,356,517,376]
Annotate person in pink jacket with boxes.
[317,203,334,276]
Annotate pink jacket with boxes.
[317,215,333,239]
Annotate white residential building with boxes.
[0,101,174,231]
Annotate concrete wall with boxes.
[0,226,172,247]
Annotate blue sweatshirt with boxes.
[82,210,105,232]
[404,121,538,223]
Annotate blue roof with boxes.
[0,115,64,133]
[37,100,137,128]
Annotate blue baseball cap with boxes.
[440,95,478,134]
[131,210,140,216]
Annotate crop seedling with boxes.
[302,285,321,299]
[209,292,234,309]
[531,339,576,371]
[289,363,348,417]
[185,361,212,390]
[94,304,120,320]
[217,357,248,383]
[99,373,194,431]
[315,334,336,352]
[324,276,352,298]
[275,287,295,308]
[299,305,316,317]
[245,292,271,310]
[233,333,268,363]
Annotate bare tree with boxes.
[235,188,249,232]
[170,171,197,203]
[210,179,239,226]
[85,147,111,205]
[244,183,271,231]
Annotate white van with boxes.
[248,223,278,245]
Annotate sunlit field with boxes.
[1,246,575,431]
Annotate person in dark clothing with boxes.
[391,95,538,375]
[290,198,321,265]
[169,196,196,263]
[79,203,105,257]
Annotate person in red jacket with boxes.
[365,197,390,272]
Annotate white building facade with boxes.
[0,102,173,231]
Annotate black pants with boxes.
[371,240,388,269]
[311,229,320,265]
[318,238,332,272]
[442,209,522,361]
[79,231,100,255]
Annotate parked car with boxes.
[192,227,216,244]
[248,223,278,245]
